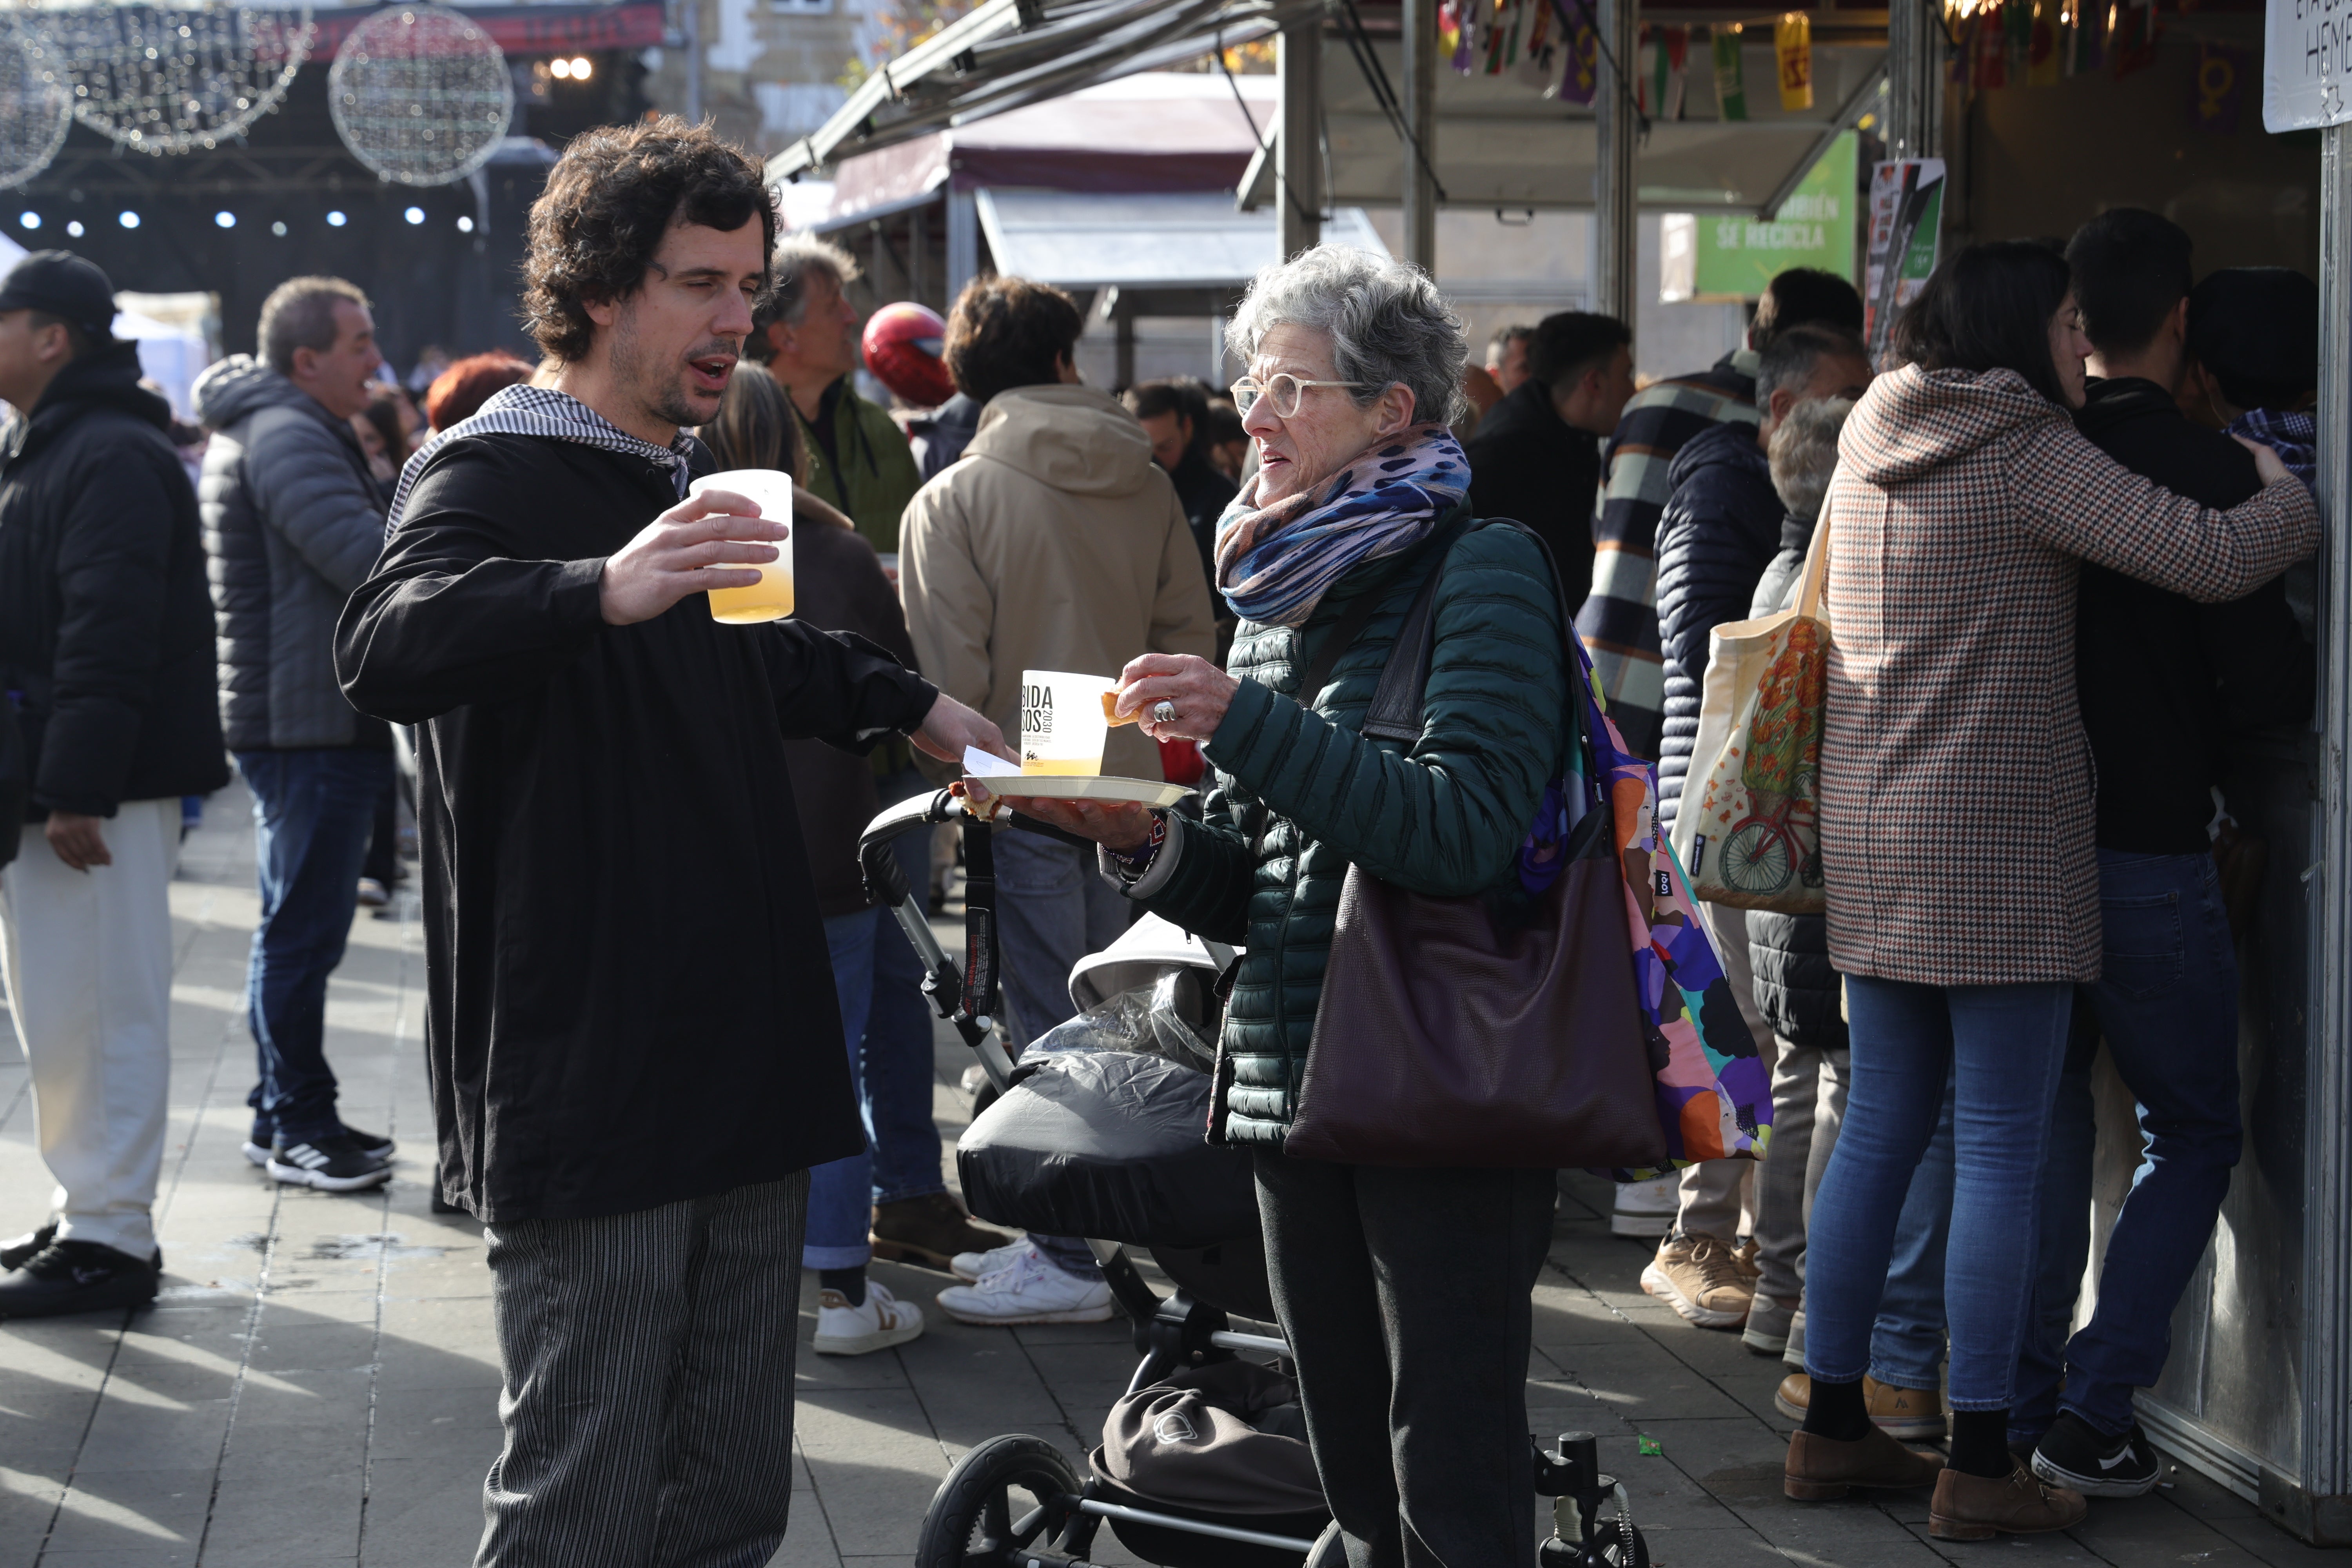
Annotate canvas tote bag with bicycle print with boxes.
[1670,517,1830,914]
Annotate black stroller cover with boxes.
[1094,1359,1323,1515]
[956,1049,1259,1248]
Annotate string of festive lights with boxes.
[38,1,313,156]
[328,4,513,187]
[0,15,72,190]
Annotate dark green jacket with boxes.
[1128,510,1567,1146]
[793,379,923,554]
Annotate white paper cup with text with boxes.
[689,469,794,624]
[1019,670,1115,776]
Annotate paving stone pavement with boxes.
[1,786,2342,1566]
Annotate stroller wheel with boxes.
[916,1434,1082,1568]
[1541,1517,1651,1568]
[1593,1518,1649,1568]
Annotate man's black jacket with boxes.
[2074,377,2313,854]
[0,341,227,819]
[1168,447,1238,599]
[1466,377,1602,590]
[336,430,939,1222]
[1652,419,1780,831]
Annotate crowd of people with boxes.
[0,105,2322,1568]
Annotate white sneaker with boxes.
[935,1243,1114,1325]
[950,1238,1030,1283]
[812,1281,926,1356]
[1610,1175,1679,1238]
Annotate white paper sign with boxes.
[2264,0,2352,132]
[963,745,1022,779]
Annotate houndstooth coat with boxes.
[1819,365,2319,987]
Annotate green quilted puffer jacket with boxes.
[1130,507,1568,1147]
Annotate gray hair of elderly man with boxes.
[1227,245,1468,428]
[1768,395,1853,523]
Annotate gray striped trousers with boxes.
[474,1172,811,1567]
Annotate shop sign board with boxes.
[1659,132,1857,302]
[1864,159,1948,360]
[2264,0,2352,132]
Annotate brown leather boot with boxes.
[869,1193,1013,1271]
[1929,1460,2088,1540]
[1784,1426,1947,1500]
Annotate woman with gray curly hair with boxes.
[1002,244,1571,1565]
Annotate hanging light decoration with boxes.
[42,2,314,156]
[0,16,71,191]
[328,5,512,188]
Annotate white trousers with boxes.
[1676,898,1777,1241]
[0,799,179,1257]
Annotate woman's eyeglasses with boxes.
[1230,373,1372,419]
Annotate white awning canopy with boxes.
[974,189,1387,293]
[771,5,1885,221]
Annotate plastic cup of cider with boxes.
[688,470,794,624]
[1019,670,1116,775]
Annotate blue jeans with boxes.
[995,827,1134,1278]
[1871,1074,1956,1391]
[867,769,949,1207]
[2013,849,2241,1439]
[1807,976,2073,1410]
[238,748,394,1144]
[806,910,882,1270]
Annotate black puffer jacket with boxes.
[1653,419,1780,832]
[194,355,390,751]
[0,341,228,818]
[1742,512,1845,1049]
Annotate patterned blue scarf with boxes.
[1213,424,1470,628]
[2228,408,2317,490]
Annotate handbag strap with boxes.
[1793,508,1831,622]
[1241,514,1471,851]
[1357,516,1598,799]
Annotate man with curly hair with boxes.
[334,117,1011,1566]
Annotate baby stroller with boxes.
[860,790,1652,1568]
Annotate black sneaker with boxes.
[0,1240,159,1320]
[2031,1411,2162,1497]
[2,1221,57,1270]
[267,1133,393,1192]
[248,1124,392,1165]
[340,1124,396,1161]
[4,1223,159,1273]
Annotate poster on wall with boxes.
[2262,0,2352,132]
[1864,158,1948,360]
[1659,132,1857,302]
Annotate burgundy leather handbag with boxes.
[1281,525,1667,1171]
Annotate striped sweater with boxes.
[1574,348,1759,760]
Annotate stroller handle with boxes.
[857,789,1105,1098]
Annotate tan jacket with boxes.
[900,383,1218,782]
[1820,365,2318,988]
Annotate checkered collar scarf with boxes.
[385,384,698,535]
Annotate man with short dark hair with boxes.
[901,274,1216,1325]
[1123,376,1238,599]
[2189,266,2321,486]
[1486,321,1536,394]
[1578,265,1864,764]
[745,232,922,550]
[0,251,228,1319]
[336,117,1008,1563]
[1466,309,1634,586]
[2008,211,2313,1499]
[192,277,400,1193]
[1640,322,1871,1336]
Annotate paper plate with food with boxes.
[960,669,1198,810]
